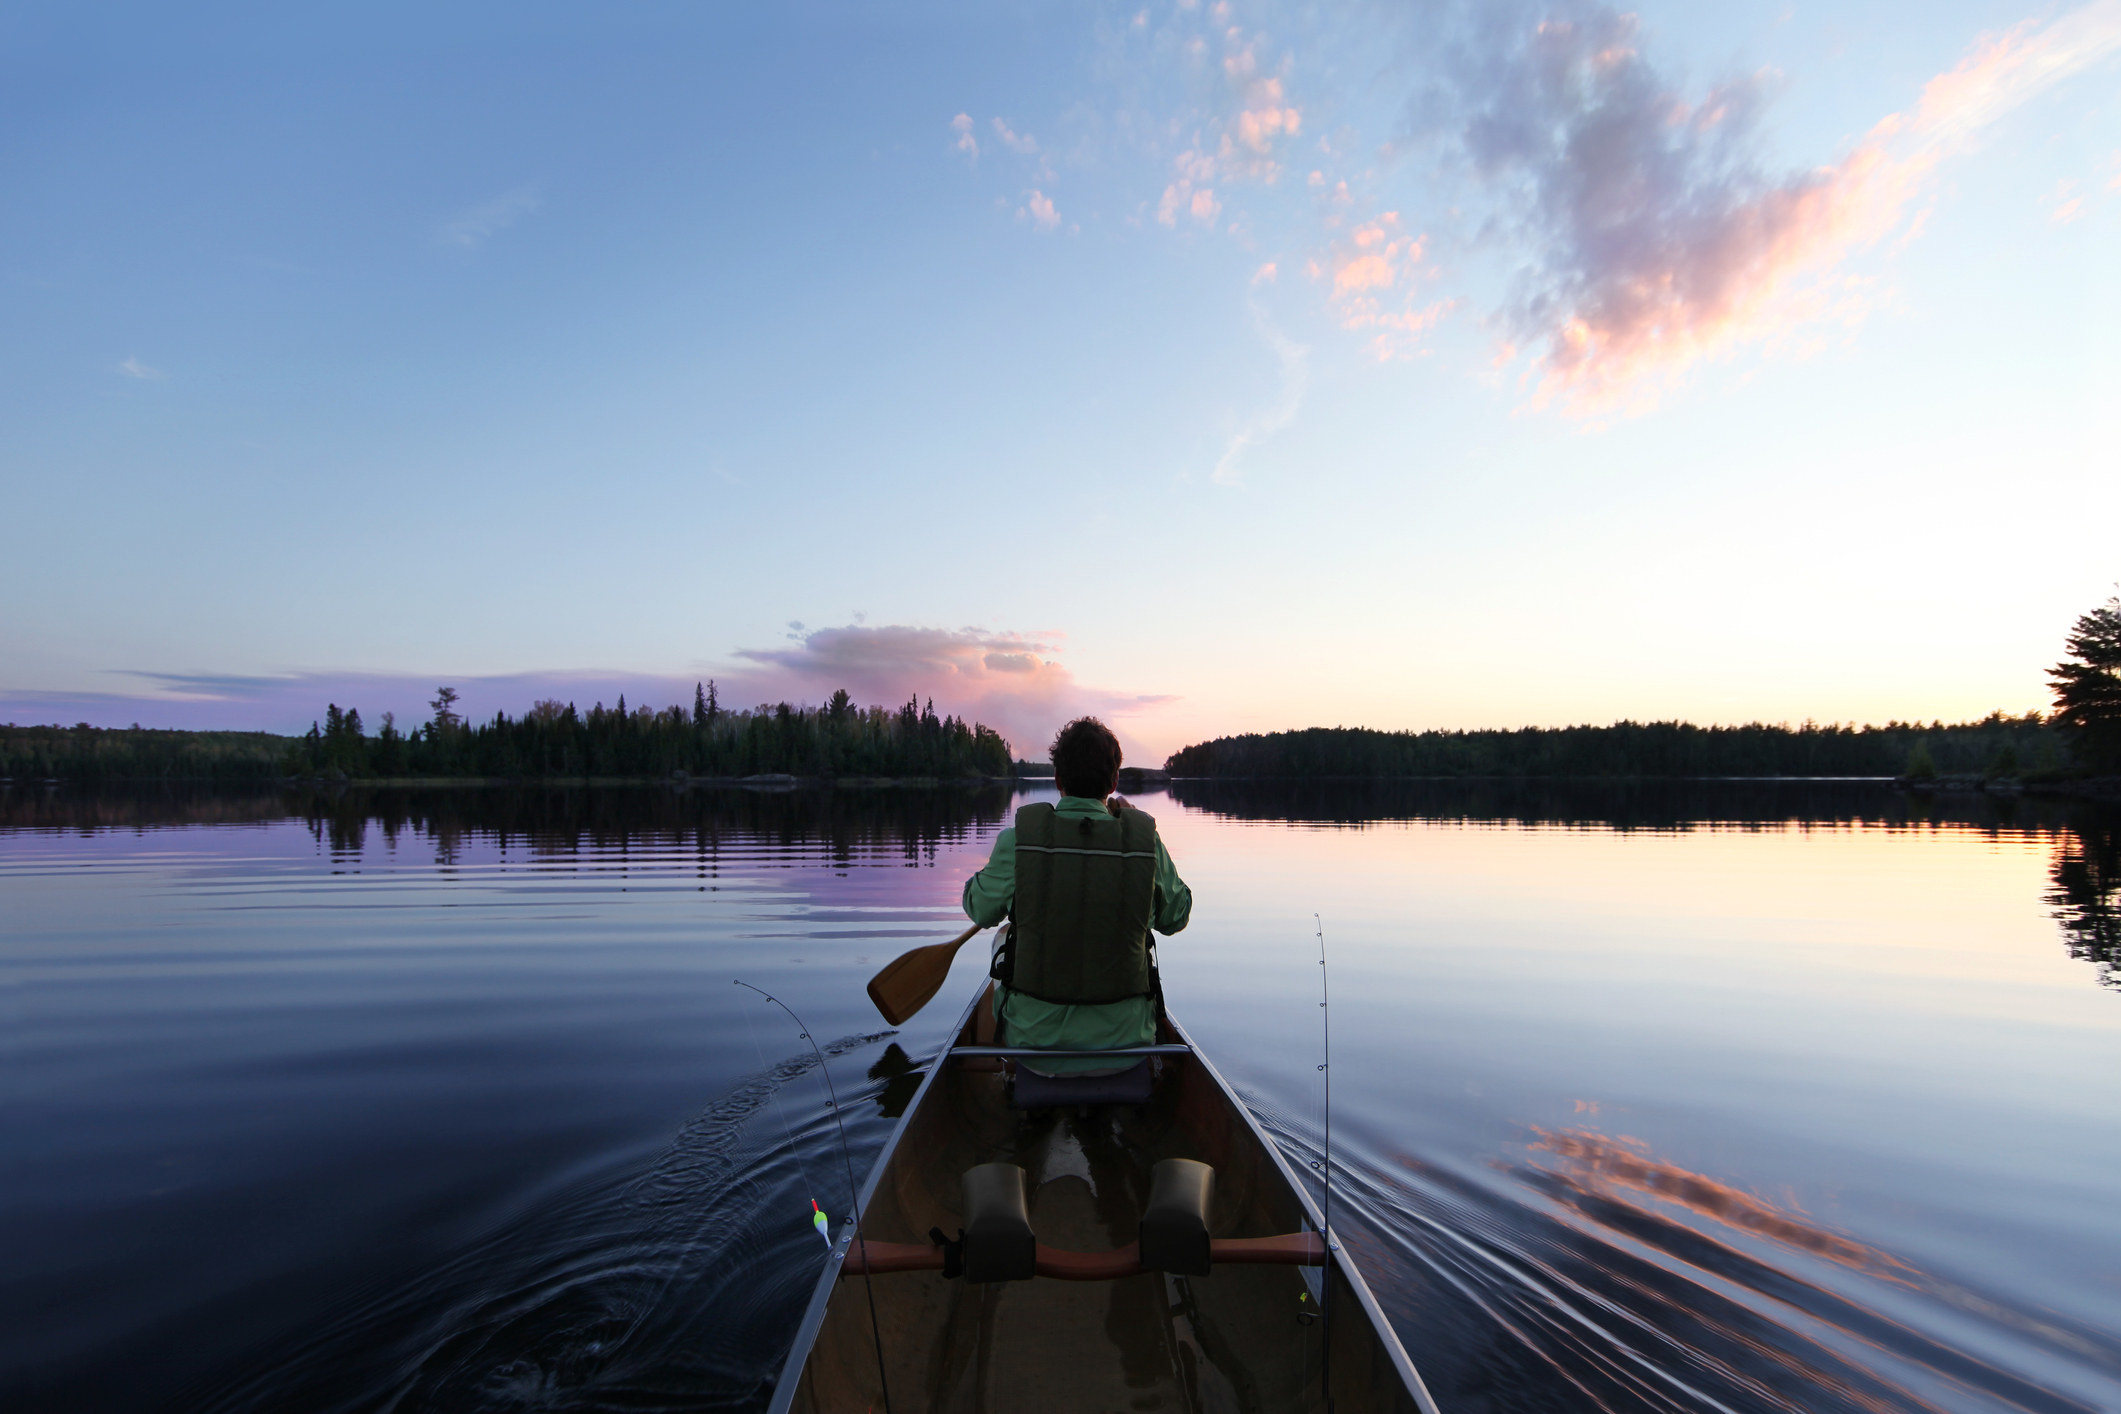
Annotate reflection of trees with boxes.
[1164,777,2082,834]
[2049,817,2121,988]
[0,781,1016,861]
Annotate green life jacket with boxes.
[1004,801,1159,1005]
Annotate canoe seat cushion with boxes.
[1011,1059,1153,1109]
[1140,1158,1215,1276]
[959,1162,1036,1282]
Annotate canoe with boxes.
[767,961,1441,1413]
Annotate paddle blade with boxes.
[866,943,955,1026]
[865,924,982,1025]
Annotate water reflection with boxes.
[2049,816,2120,988]
[1172,777,2121,991]
[6,780,2120,1413]
[866,1043,923,1119]
[1167,775,2085,833]
[0,780,1015,853]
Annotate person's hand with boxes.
[1108,794,1132,814]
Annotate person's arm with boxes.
[1151,836,1192,935]
[961,827,1017,926]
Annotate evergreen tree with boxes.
[430,686,461,731]
[2051,595,2121,771]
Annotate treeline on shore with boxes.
[2,683,1013,783]
[1162,714,2070,780]
[0,726,292,782]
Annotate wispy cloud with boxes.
[1213,302,1308,484]
[116,356,165,380]
[992,117,1039,155]
[1406,0,2121,412]
[438,184,541,249]
[951,112,979,162]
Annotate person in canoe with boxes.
[962,716,1192,1076]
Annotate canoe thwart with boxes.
[838,1231,1325,1280]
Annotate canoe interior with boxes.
[784,987,1426,1413]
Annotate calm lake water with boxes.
[3,781,2118,1413]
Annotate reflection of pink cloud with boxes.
[1431,0,2121,414]
[1527,1127,1913,1277]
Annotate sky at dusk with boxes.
[4,0,2117,763]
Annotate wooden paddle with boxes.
[866,922,986,1025]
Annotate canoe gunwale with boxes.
[763,985,988,1414]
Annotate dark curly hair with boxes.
[1050,717,1123,799]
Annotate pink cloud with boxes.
[1154,22,1305,233]
[1158,148,1219,226]
[1418,0,2121,414]
[733,624,1178,762]
[1309,213,1453,358]
[1022,189,1061,230]
[951,112,978,161]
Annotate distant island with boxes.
[1162,715,2059,782]
[0,683,1012,785]
[1165,594,2121,794]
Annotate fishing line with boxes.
[733,980,893,1414]
[1315,912,1336,1412]
[736,999,829,1247]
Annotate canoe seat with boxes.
[959,1161,1036,1282]
[1010,1059,1153,1108]
[1139,1159,1214,1276]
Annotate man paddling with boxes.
[962,717,1192,1075]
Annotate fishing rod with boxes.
[1316,912,1335,1412]
[734,980,893,1414]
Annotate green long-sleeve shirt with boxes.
[962,795,1192,1072]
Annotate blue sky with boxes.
[3,0,2116,761]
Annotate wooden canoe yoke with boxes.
[838,1157,1326,1283]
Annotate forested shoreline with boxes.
[1,683,1012,783]
[1162,715,2068,781]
